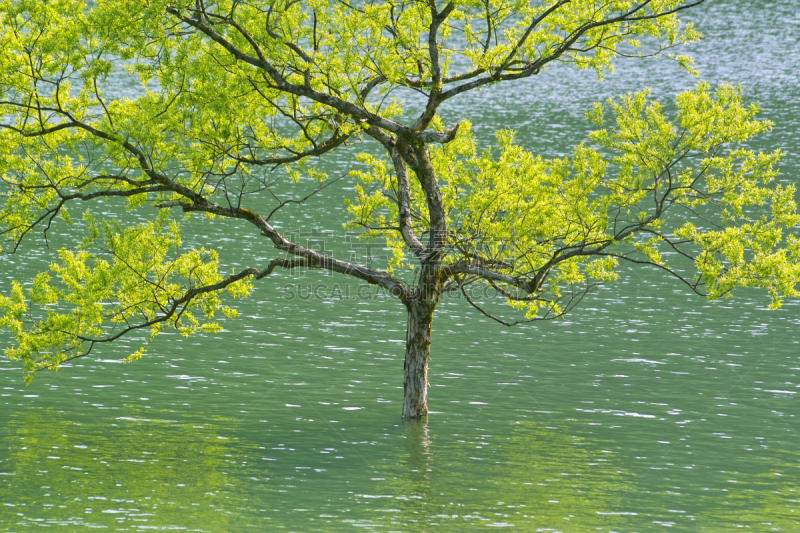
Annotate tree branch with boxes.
[154,200,412,296]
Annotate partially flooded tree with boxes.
[1,0,798,418]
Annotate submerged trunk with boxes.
[403,300,436,419]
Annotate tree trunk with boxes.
[403,301,436,419]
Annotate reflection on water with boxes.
[403,419,433,489]
[365,419,637,530]
[1,407,256,530]
[1,382,799,530]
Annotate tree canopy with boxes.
[1,0,798,416]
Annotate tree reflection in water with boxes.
[1,406,257,531]
[3,409,798,530]
[362,418,635,530]
[376,419,800,530]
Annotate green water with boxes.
[2,1,800,531]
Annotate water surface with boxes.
[2,1,800,530]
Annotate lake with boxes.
[1,0,799,530]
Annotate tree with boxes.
[1,0,798,419]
